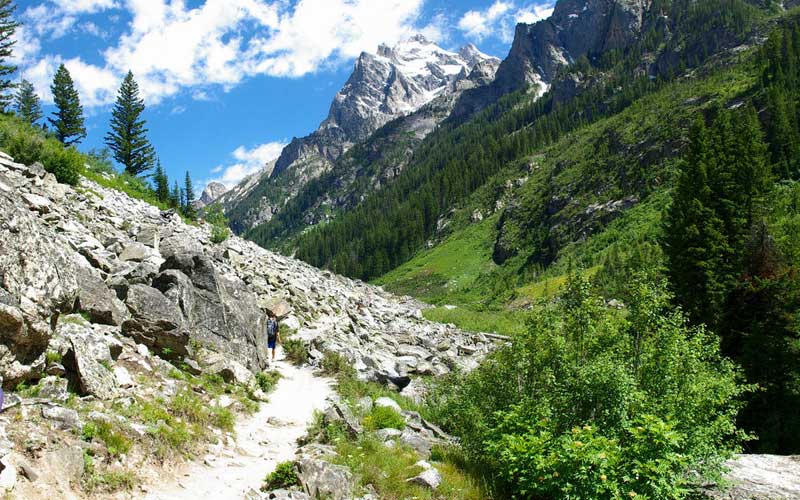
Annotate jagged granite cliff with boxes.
[222,36,499,233]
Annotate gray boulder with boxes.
[0,193,80,385]
[296,458,354,500]
[265,489,312,500]
[407,465,441,490]
[323,401,362,438]
[41,406,82,431]
[154,253,269,371]
[67,336,118,400]
[75,268,128,326]
[119,242,157,262]
[37,376,68,401]
[122,284,189,359]
[707,454,800,500]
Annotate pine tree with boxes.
[153,160,170,203]
[49,64,86,145]
[182,171,197,220]
[14,79,42,125]
[105,71,156,176]
[0,0,18,112]
[663,115,730,326]
[170,180,180,209]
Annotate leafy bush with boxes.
[282,337,309,365]
[6,130,44,165]
[426,274,748,499]
[81,419,132,457]
[363,405,406,431]
[205,204,231,243]
[263,461,298,490]
[41,142,82,185]
[321,351,356,378]
[255,370,282,393]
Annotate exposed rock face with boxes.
[223,36,499,233]
[274,35,500,177]
[454,0,649,118]
[0,151,493,395]
[195,181,229,209]
[706,455,800,500]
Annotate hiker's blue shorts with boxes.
[268,339,277,349]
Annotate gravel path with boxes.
[143,359,333,500]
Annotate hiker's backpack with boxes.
[267,318,277,341]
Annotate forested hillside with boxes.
[271,0,770,280]
[244,0,800,464]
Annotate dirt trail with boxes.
[143,359,333,500]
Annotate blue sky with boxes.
[13,0,554,191]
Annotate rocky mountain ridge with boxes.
[221,36,500,233]
[193,181,228,209]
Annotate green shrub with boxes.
[46,351,62,364]
[6,131,44,165]
[263,461,298,490]
[41,142,81,185]
[363,405,406,431]
[211,224,230,243]
[321,351,356,378]
[283,337,309,365]
[81,419,132,457]
[255,370,281,393]
[426,275,748,499]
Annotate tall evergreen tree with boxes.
[182,171,196,220]
[105,71,156,176]
[0,0,18,112]
[49,64,86,145]
[170,180,180,209]
[663,115,730,326]
[153,160,170,203]
[13,79,42,125]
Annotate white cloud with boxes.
[57,0,118,14]
[210,141,287,188]
[10,26,41,66]
[17,0,431,108]
[21,54,119,108]
[516,3,555,24]
[458,1,512,40]
[458,1,554,42]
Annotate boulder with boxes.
[122,284,189,359]
[75,268,128,326]
[37,376,68,401]
[374,397,402,413]
[201,351,254,385]
[21,193,52,214]
[135,225,160,249]
[323,401,362,438]
[113,365,134,388]
[0,456,16,491]
[0,193,80,385]
[375,428,402,442]
[42,447,84,484]
[706,454,800,500]
[400,429,434,458]
[119,242,156,262]
[41,406,82,431]
[407,465,442,490]
[154,255,269,371]
[296,458,355,500]
[264,299,291,319]
[67,336,118,400]
[265,489,312,500]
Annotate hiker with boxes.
[266,311,281,361]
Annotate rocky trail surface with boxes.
[143,359,332,500]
